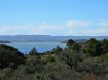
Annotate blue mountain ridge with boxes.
[0,35,108,42]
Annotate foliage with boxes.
[41,56,55,63]
[83,73,98,80]
[29,47,39,55]
[0,38,108,80]
[101,39,108,53]
[51,45,63,54]
[25,55,43,74]
[83,38,104,56]
[60,48,82,69]
[0,44,25,69]
[71,43,81,53]
[0,68,13,80]
[66,39,75,48]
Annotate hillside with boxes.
[0,38,108,80]
[0,35,108,42]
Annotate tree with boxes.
[51,46,63,54]
[101,39,108,53]
[84,38,103,56]
[56,46,63,52]
[86,38,97,43]
[71,43,80,53]
[25,55,43,74]
[0,44,25,69]
[67,39,75,48]
[60,49,82,69]
[29,47,38,55]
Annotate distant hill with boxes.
[0,40,11,43]
[0,35,108,42]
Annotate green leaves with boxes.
[67,39,75,48]
[60,49,82,69]
[29,47,39,55]
[83,38,104,56]
[0,44,25,69]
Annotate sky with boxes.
[0,0,108,36]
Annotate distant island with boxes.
[0,40,11,43]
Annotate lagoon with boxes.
[4,42,66,53]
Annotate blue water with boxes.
[5,42,66,53]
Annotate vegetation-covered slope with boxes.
[0,38,108,80]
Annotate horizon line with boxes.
[0,35,108,37]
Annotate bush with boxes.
[78,57,108,75]
[60,48,83,69]
[0,68,13,80]
[83,38,104,56]
[25,55,43,74]
[83,73,98,80]
[41,56,55,63]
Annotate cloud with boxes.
[31,24,64,35]
[66,19,108,36]
[67,20,92,27]
[66,20,93,36]
[0,19,108,36]
[81,28,107,36]
[0,24,65,35]
[98,19,108,27]
[0,25,31,35]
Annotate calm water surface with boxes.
[5,42,66,53]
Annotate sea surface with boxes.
[4,42,66,53]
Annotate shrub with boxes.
[0,68,13,80]
[41,56,55,63]
[78,57,108,75]
[83,73,98,80]
[25,55,43,74]
[60,48,82,69]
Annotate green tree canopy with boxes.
[84,38,103,56]
[29,47,38,55]
[51,45,63,54]
[67,39,75,48]
[0,44,25,69]
[101,39,108,53]
[60,49,82,69]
